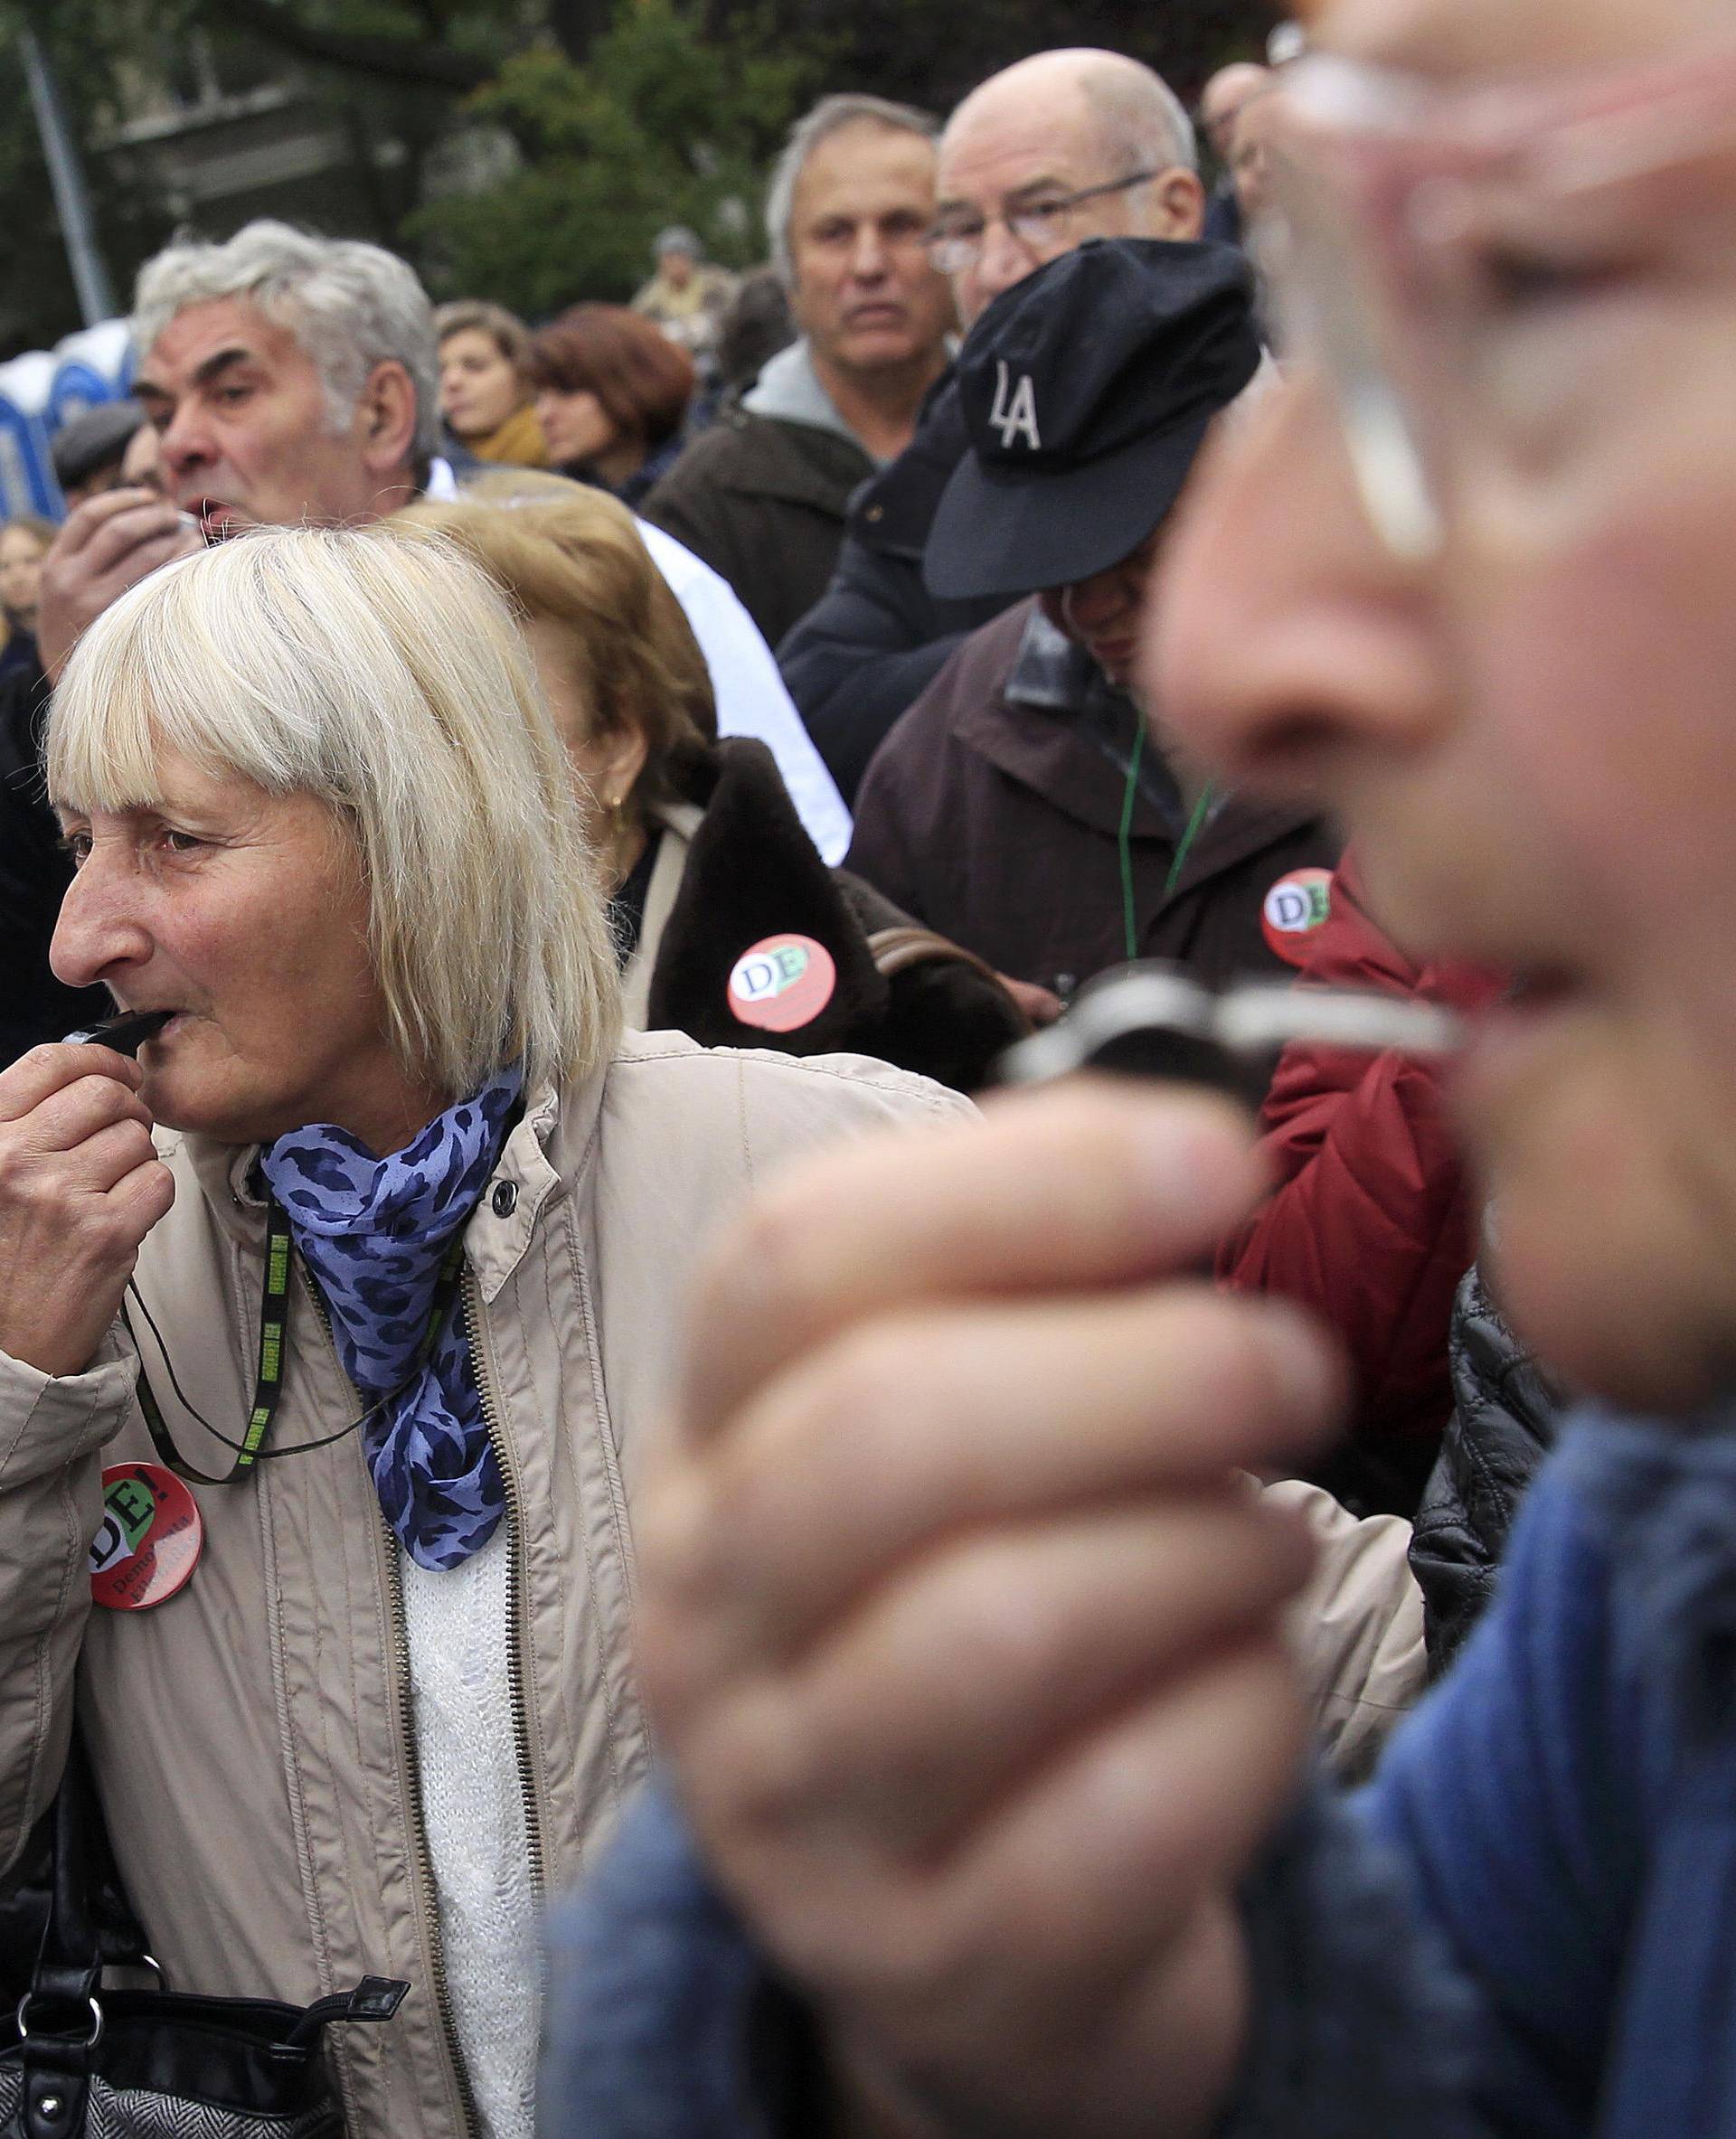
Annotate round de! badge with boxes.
[1261,867,1334,967]
[90,1462,203,1611]
[727,934,837,1032]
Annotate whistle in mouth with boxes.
[65,1009,175,1058]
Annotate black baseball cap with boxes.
[924,239,1261,601]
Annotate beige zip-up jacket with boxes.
[0,1033,974,2137]
[0,1029,1421,2136]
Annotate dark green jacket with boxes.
[642,409,873,651]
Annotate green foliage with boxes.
[410,0,824,316]
[741,0,1276,110]
[0,0,1278,354]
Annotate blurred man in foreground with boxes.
[544,0,1736,2130]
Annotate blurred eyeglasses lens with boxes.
[1264,152,1444,560]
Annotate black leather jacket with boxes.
[1410,1265,1562,1673]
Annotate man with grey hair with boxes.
[643,93,955,650]
[32,218,850,861]
[778,48,1208,803]
[35,222,435,677]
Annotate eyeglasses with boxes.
[1262,43,1736,559]
[923,168,1167,276]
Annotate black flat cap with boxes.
[51,399,146,494]
[925,240,1261,601]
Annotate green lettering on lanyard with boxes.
[234,1202,295,1467]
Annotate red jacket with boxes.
[1217,853,1505,1500]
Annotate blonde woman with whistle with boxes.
[0,524,962,2139]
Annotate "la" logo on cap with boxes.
[988,361,1041,451]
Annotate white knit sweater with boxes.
[401,1527,540,2139]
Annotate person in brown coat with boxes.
[846,237,1339,1003]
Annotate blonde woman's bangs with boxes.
[47,547,328,814]
[43,526,623,1098]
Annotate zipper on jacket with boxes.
[462,1267,548,1916]
[305,1278,483,2139]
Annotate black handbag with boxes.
[0,1742,408,2137]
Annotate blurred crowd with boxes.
[1,2,1729,2134]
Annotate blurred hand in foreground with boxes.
[637,1079,1344,2139]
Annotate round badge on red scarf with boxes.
[1261,868,1334,966]
[726,935,837,1032]
[90,1463,203,1611]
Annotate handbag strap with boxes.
[35,1738,146,1987]
[10,1746,409,2139]
[864,922,1008,985]
[14,1752,106,2139]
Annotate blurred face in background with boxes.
[787,119,956,378]
[439,327,522,442]
[1198,62,1271,165]
[0,523,49,627]
[1227,90,1278,226]
[1158,0,1736,1410]
[533,388,620,469]
[120,421,167,495]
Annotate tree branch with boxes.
[546,0,612,63]
[200,0,495,93]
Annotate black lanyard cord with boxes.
[121,1198,467,1486]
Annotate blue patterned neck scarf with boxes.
[258,1066,524,1571]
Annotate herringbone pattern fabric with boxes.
[0,2062,341,2136]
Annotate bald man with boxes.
[778,47,1206,801]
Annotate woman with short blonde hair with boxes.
[51,523,619,1096]
[0,523,963,2138]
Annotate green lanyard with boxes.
[1165,781,1217,899]
[126,1199,465,1488]
[1118,719,1217,961]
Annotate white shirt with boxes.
[422,458,853,864]
[401,1528,538,2139]
[635,520,852,863]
